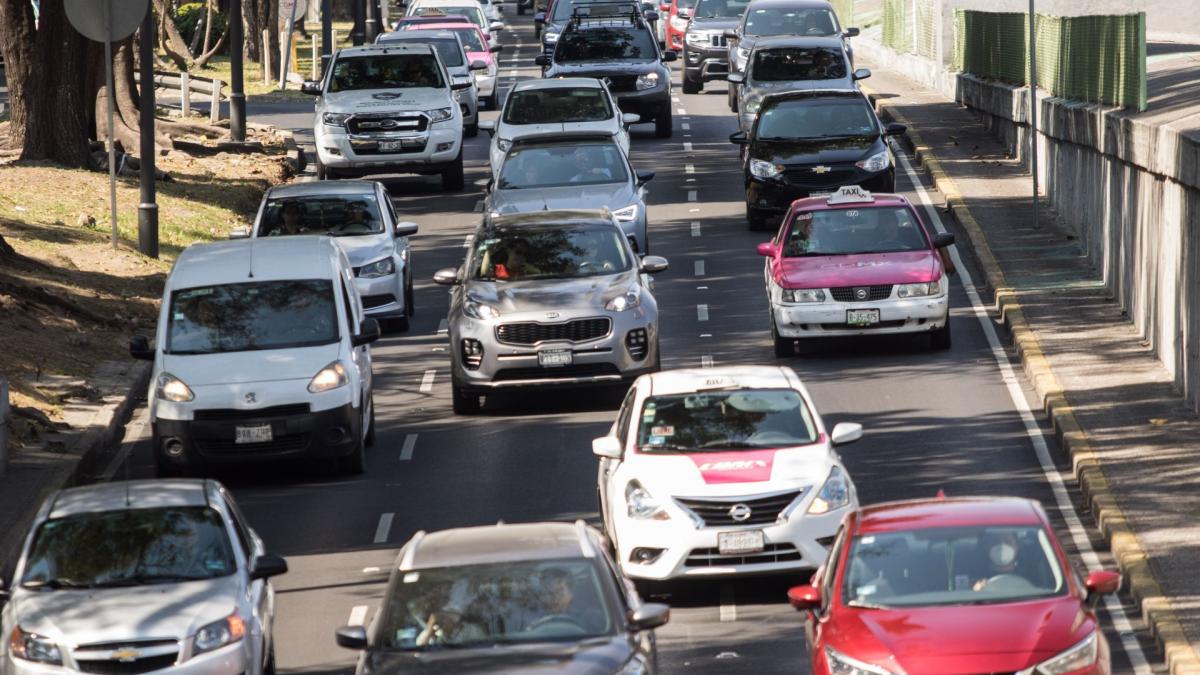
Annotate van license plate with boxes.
[846,309,880,326]
[379,141,404,152]
[538,349,573,367]
[235,424,273,444]
[718,530,764,555]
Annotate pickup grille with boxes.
[347,113,429,134]
[710,34,728,47]
[495,318,611,345]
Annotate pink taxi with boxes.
[404,21,502,108]
[758,186,956,356]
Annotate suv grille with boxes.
[496,318,611,345]
[675,490,805,526]
[493,363,621,381]
[347,113,429,134]
[684,543,802,567]
[710,34,728,47]
[193,404,311,421]
[829,285,893,302]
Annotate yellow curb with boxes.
[862,83,1200,675]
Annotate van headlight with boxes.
[855,150,890,173]
[808,467,851,514]
[626,480,669,520]
[425,107,454,123]
[636,73,660,90]
[750,158,783,179]
[358,257,396,278]
[156,372,194,403]
[464,300,501,320]
[606,289,641,312]
[896,281,940,298]
[781,288,825,303]
[308,361,348,393]
[192,614,246,656]
[8,627,62,665]
[1033,632,1098,675]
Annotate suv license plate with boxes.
[538,349,573,367]
[718,530,765,555]
[847,309,880,326]
[235,424,273,444]
[379,140,404,152]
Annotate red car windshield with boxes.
[782,206,928,257]
[842,525,1067,608]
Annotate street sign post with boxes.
[65,0,149,250]
[279,0,310,90]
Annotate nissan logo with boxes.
[728,503,752,522]
[854,288,869,301]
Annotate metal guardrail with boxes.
[136,71,225,123]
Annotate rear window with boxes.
[556,27,656,61]
[752,47,845,81]
[387,36,465,67]
[167,280,339,355]
[329,54,445,91]
[503,87,612,124]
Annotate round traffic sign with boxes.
[65,0,149,43]
[279,0,310,29]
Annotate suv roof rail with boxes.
[568,1,648,27]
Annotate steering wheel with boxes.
[983,573,1034,591]
[525,614,587,633]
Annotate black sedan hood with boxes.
[751,135,881,165]
[364,637,635,675]
[546,61,662,77]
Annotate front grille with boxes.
[493,363,621,381]
[347,113,428,134]
[675,490,805,526]
[684,543,802,567]
[606,75,639,92]
[820,319,906,330]
[73,641,179,675]
[784,167,857,186]
[349,140,428,155]
[830,285,893,302]
[193,404,311,421]
[75,655,178,675]
[361,293,397,310]
[709,34,728,47]
[495,318,611,346]
[195,433,311,455]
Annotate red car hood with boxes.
[827,597,1095,673]
[775,251,940,289]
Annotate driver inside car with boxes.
[972,531,1021,591]
[523,567,605,635]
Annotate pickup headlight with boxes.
[855,150,890,173]
[322,112,351,126]
[824,647,896,675]
[636,72,660,90]
[896,281,940,298]
[156,372,194,403]
[781,288,826,303]
[808,466,851,515]
[606,289,641,312]
[626,480,669,520]
[192,614,246,656]
[1033,631,1098,674]
[750,158,783,179]
[685,31,707,45]
[425,107,454,123]
[463,300,501,320]
[497,138,512,152]
[544,31,560,44]
[308,361,348,394]
[8,627,62,665]
[612,204,639,222]
[358,257,396,278]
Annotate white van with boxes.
[130,236,379,476]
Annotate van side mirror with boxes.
[335,625,368,650]
[129,335,154,361]
[301,80,322,95]
[353,318,382,346]
[249,554,289,580]
[394,221,419,237]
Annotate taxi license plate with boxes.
[538,349,573,367]
[235,424,273,444]
[847,309,880,327]
[718,530,765,555]
[379,140,405,152]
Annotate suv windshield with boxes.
[783,206,928,257]
[752,47,846,81]
[376,559,614,650]
[260,196,385,237]
[556,27,656,61]
[757,97,876,139]
[470,226,632,281]
[329,54,445,92]
[843,526,1067,608]
[387,36,465,67]
[503,88,612,124]
[21,507,236,589]
[743,7,837,36]
[637,389,817,452]
[167,280,339,355]
[693,0,749,19]
[499,142,627,188]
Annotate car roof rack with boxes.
[568,1,648,29]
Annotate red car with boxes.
[788,497,1121,675]
[661,0,697,51]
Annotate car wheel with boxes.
[772,316,793,358]
[442,150,465,191]
[466,120,479,138]
[654,107,673,138]
[930,318,952,350]
[339,435,367,475]
[364,393,377,448]
[315,158,328,180]
[682,77,700,94]
[452,378,482,415]
[405,278,415,317]
[728,84,738,112]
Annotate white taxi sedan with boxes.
[593,366,862,581]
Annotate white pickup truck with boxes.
[303,44,472,190]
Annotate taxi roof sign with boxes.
[827,185,874,205]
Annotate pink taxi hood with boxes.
[777,251,941,288]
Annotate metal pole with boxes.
[229,0,246,141]
[0,376,9,478]
[280,0,300,90]
[138,5,159,259]
[104,0,118,248]
[352,0,365,45]
[321,0,333,75]
[1028,0,1039,229]
[365,0,378,43]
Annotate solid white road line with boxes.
[437,319,448,335]
[696,304,709,321]
[899,152,1151,674]
[700,355,714,368]
[687,190,697,202]
[691,221,701,237]
[348,605,369,627]
[719,585,737,622]
[373,513,394,544]
[694,260,705,276]
[101,408,148,480]
[420,369,436,393]
[400,434,418,461]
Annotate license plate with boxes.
[379,140,404,152]
[538,349,573,367]
[846,309,880,326]
[235,424,273,444]
[718,530,765,555]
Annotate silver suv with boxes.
[1,480,287,675]
[433,212,668,414]
[302,44,472,189]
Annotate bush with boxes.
[174,2,228,47]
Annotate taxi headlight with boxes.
[855,150,890,173]
[8,627,62,665]
[808,466,850,515]
[156,372,194,403]
[1034,631,1098,675]
[896,281,939,298]
[781,288,825,303]
[464,300,501,320]
[358,257,396,278]
[193,614,246,656]
[636,73,660,90]
[626,480,669,520]
[824,647,896,675]
[308,361,349,394]
[750,158,783,179]
[425,107,454,123]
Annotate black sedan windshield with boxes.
[637,389,817,452]
[757,98,877,139]
[470,227,632,281]
[556,28,656,61]
[260,196,385,236]
[783,207,928,257]
[329,54,445,91]
[752,47,846,81]
[499,143,628,189]
[167,280,339,355]
[743,7,837,36]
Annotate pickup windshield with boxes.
[556,27,656,61]
[330,53,445,92]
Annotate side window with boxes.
[819,526,847,614]
[615,387,638,443]
[221,493,254,561]
[339,277,357,336]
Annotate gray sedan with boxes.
[433,211,667,415]
[485,133,654,254]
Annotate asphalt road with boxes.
[111,12,1166,674]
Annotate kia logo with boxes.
[728,504,752,522]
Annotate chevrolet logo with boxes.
[111,648,142,663]
[812,165,832,174]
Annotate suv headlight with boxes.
[308,361,348,394]
[781,288,826,303]
[824,647,896,675]
[463,300,501,320]
[612,204,639,222]
[808,466,851,515]
[1034,631,1098,675]
[626,480,669,520]
[636,72,660,90]
[192,614,246,656]
[156,372,194,403]
[322,112,351,127]
[8,627,62,665]
[855,150,890,173]
[425,107,454,123]
[750,158,783,179]
[743,98,761,114]
[358,257,396,278]
[544,31,560,44]
[685,31,707,45]
[606,289,641,312]
[896,281,940,298]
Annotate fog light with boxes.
[327,427,348,444]
[461,339,484,370]
[325,147,342,156]
[163,438,185,458]
[436,142,454,152]
[631,547,664,564]
[625,328,649,361]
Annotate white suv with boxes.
[303,44,471,190]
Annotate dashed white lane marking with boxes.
[694,260,705,276]
[686,178,696,183]
[682,122,690,130]
[691,221,701,237]
[400,433,418,461]
[420,369,436,393]
[462,234,474,248]
[373,513,394,544]
[677,107,686,114]
[683,133,692,138]
[683,141,693,152]
[687,190,697,202]
[473,200,483,212]
[672,96,680,102]
[899,151,1152,674]
[362,566,381,574]
[685,163,695,174]
[348,605,369,626]
[699,332,712,336]
[696,304,709,321]
[437,319,448,334]
[689,208,700,213]
[719,585,737,622]
[700,355,714,368]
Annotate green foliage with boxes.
[175,2,227,47]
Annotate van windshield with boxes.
[167,280,340,355]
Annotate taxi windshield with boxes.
[783,206,928,257]
[756,98,877,140]
[637,389,817,452]
[743,8,837,36]
[842,525,1066,609]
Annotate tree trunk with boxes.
[118,38,175,151]
[190,14,206,54]
[192,24,229,68]
[158,0,197,68]
[244,0,262,62]
[201,0,216,54]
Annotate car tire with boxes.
[452,378,482,415]
[772,317,793,358]
[747,207,765,231]
[340,435,367,475]
[930,318,952,350]
[442,150,465,191]
[682,77,700,94]
[405,278,415,317]
[316,158,328,180]
[728,84,738,112]
[364,393,377,448]
[466,120,479,138]
[655,107,673,138]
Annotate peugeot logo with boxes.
[812,165,832,174]
[111,648,142,663]
[245,392,257,405]
[854,288,869,301]
[728,503,752,522]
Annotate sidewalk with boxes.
[859,58,1200,673]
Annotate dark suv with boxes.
[538,2,677,138]
[680,0,748,94]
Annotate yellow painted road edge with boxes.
[863,85,1200,675]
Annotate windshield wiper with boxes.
[696,440,770,449]
[22,578,91,590]
[91,573,213,588]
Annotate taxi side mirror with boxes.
[830,422,863,446]
[932,232,955,249]
[756,242,777,257]
[592,436,623,459]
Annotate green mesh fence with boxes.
[914,0,937,60]
[882,0,937,59]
